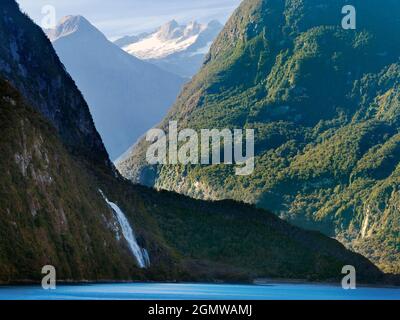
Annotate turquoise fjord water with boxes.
[0,283,399,300]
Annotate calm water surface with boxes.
[0,283,399,300]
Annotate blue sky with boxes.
[17,0,242,39]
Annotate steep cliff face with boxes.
[0,1,179,282]
[0,79,146,281]
[0,1,109,167]
[117,0,400,273]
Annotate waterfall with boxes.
[99,190,150,268]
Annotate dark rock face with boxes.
[0,1,109,167]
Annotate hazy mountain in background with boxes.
[117,0,400,273]
[115,20,223,78]
[46,15,185,160]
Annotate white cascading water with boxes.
[99,190,150,268]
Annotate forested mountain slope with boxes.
[117,0,400,273]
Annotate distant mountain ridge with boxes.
[46,15,185,160]
[115,20,223,78]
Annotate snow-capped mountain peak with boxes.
[157,19,181,41]
[119,20,222,62]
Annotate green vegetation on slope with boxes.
[0,79,383,283]
[0,79,151,281]
[107,182,384,283]
[118,0,400,273]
